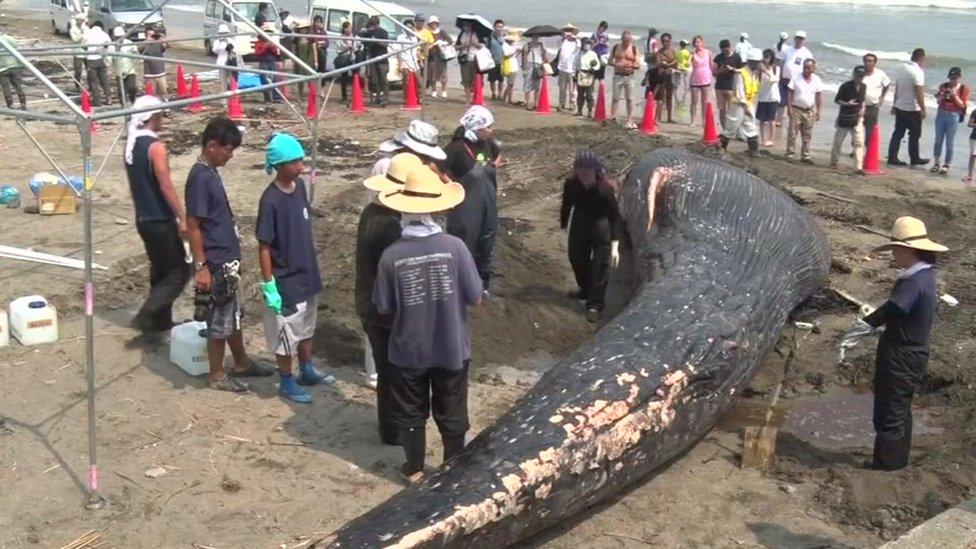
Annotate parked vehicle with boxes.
[87,0,165,41]
[308,0,415,82]
[49,0,79,35]
[203,0,281,58]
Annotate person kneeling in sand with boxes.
[257,133,336,403]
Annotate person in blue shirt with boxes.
[257,133,334,404]
[852,216,947,470]
[186,118,274,393]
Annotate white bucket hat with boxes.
[428,15,440,25]
[872,217,948,253]
[795,30,807,39]
[379,120,447,160]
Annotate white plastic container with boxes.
[169,321,209,377]
[0,309,8,348]
[9,296,58,346]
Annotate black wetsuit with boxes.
[560,177,621,311]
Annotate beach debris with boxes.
[220,474,242,493]
[940,294,959,307]
[144,466,168,479]
[114,217,128,225]
[58,530,103,549]
[779,483,797,495]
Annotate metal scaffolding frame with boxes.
[0,0,423,510]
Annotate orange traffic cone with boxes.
[175,65,189,99]
[187,74,203,113]
[640,91,658,135]
[702,102,720,146]
[81,89,98,133]
[593,81,607,123]
[402,71,421,111]
[306,81,319,119]
[227,78,244,120]
[535,76,552,115]
[472,73,484,106]
[863,124,884,176]
[350,73,367,114]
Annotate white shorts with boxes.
[970,139,976,157]
[264,296,317,357]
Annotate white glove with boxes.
[610,240,620,269]
[837,318,877,363]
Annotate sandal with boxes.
[208,375,249,393]
[229,360,276,377]
[963,176,974,184]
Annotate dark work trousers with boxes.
[73,56,86,92]
[363,322,398,445]
[872,340,927,470]
[86,59,110,106]
[389,363,470,474]
[863,105,880,151]
[568,212,611,311]
[0,69,26,109]
[888,108,923,163]
[134,220,191,332]
[577,84,594,115]
[117,73,137,106]
[258,59,284,102]
[367,60,389,104]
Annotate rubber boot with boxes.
[442,435,466,463]
[399,427,426,478]
[747,137,759,157]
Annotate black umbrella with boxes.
[522,25,563,38]
[456,14,493,41]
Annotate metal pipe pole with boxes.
[217,0,316,76]
[58,50,293,79]
[271,32,416,46]
[19,30,261,53]
[79,122,105,510]
[92,43,417,121]
[16,120,78,197]
[0,36,86,118]
[0,106,75,123]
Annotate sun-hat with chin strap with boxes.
[378,166,465,214]
[872,216,948,253]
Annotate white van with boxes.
[49,0,78,35]
[203,0,281,58]
[308,0,415,81]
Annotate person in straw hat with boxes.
[843,216,947,471]
[557,23,582,111]
[371,166,482,483]
[356,153,423,440]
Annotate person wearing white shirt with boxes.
[786,58,823,162]
[557,26,582,111]
[776,31,813,126]
[84,21,112,106]
[735,33,752,60]
[212,25,234,91]
[501,32,521,105]
[888,48,929,166]
[861,53,891,153]
[68,14,88,93]
[111,27,138,105]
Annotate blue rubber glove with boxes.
[259,278,282,314]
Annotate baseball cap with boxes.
[428,15,440,24]
[795,30,807,38]
[948,66,962,78]
[853,65,866,76]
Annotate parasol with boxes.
[455,14,493,41]
[522,25,563,38]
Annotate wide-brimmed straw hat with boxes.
[872,216,948,253]
[378,166,465,214]
[562,23,579,33]
[364,153,423,193]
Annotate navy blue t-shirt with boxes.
[255,179,323,308]
[866,266,938,349]
[185,163,241,267]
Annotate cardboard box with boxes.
[38,184,77,215]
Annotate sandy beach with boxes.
[2,7,976,548]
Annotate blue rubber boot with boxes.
[297,362,336,386]
[279,373,312,404]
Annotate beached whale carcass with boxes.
[322,149,831,548]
